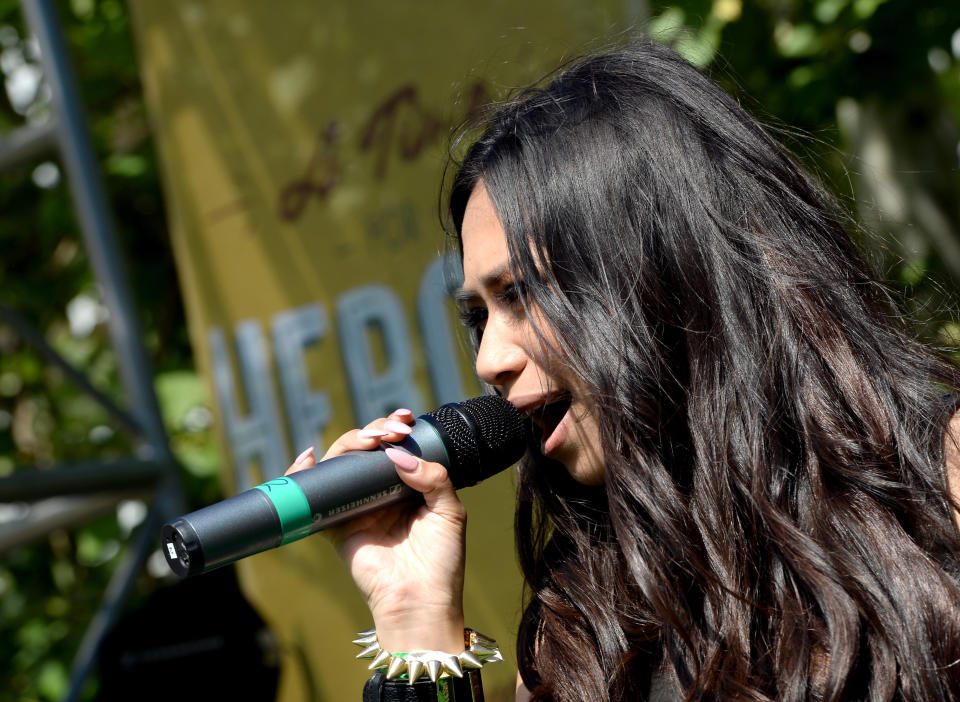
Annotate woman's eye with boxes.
[495,281,526,310]
[458,306,487,345]
[456,280,526,342]
[458,306,487,332]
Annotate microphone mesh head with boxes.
[425,395,527,487]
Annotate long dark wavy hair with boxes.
[446,40,960,701]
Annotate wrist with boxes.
[373,609,465,653]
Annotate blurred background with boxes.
[1,0,959,700]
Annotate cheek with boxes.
[568,413,605,485]
[516,325,564,380]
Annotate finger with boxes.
[383,450,464,518]
[380,407,415,441]
[321,419,392,461]
[285,445,316,475]
[387,408,414,425]
[322,410,415,461]
[382,419,413,439]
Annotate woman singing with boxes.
[289,39,960,701]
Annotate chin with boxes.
[535,431,605,486]
[561,455,606,486]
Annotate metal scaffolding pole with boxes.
[0,1,188,700]
[20,0,170,458]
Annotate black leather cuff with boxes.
[362,669,484,702]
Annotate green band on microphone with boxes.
[254,477,313,545]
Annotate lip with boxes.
[507,391,568,424]
[507,391,573,456]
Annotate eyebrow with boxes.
[453,263,513,304]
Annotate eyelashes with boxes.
[458,306,487,332]
[458,281,528,339]
[496,280,525,308]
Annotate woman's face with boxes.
[457,182,605,486]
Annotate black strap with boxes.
[363,670,484,701]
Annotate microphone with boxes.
[161,395,527,578]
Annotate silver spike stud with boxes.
[441,654,463,678]
[467,630,496,648]
[425,659,442,682]
[356,642,381,660]
[368,649,392,670]
[406,659,425,684]
[470,645,496,660]
[386,656,408,680]
[352,632,378,647]
[458,650,483,670]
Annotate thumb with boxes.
[384,448,464,516]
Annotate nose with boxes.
[474,316,527,388]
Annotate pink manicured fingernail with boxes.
[385,447,419,472]
[392,408,413,417]
[384,420,412,435]
[295,446,315,464]
[358,429,389,439]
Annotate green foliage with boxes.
[155,370,221,479]
[0,1,211,700]
[648,0,960,338]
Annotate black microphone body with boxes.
[161,396,526,578]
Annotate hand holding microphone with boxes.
[308,403,485,654]
[161,395,526,652]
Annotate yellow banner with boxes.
[129,3,635,698]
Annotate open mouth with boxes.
[529,394,572,454]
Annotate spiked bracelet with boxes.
[353,627,502,685]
